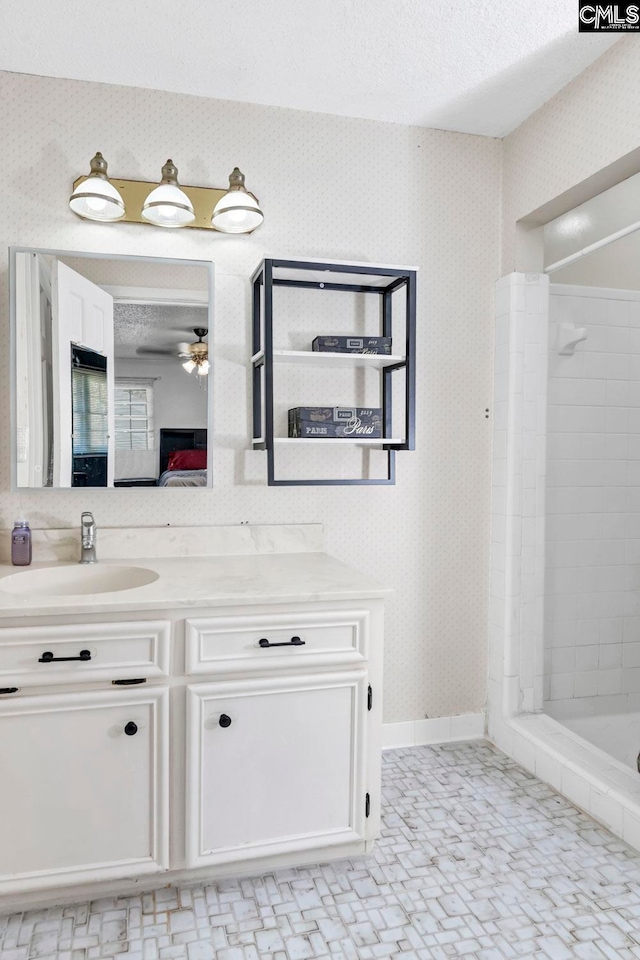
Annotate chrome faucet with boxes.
[79,512,97,564]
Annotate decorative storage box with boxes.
[288,407,383,439]
[312,336,392,355]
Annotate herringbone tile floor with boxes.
[2,741,640,960]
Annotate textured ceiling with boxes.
[113,303,209,360]
[0,0,618,137]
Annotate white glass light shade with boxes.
[197,359,210,376]
[182,359,196,373]
[212,167,264,234]
[141,183,195,227]
[141,159,195,228]
[69,152,125,222]
[212,192,263,233]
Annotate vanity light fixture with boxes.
[70,156,263,234]
[68,152,125,222]
[211,167,264,234]
[141,160,196,228]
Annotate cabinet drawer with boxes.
[0,621,170,687]
[185,610,369,675]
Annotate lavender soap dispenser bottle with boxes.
[11,519,32,566]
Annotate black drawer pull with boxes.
[219,714,232,728]
[39,649,92,663]
[0,688,19,695]
[258,636,305,649]
[112,678,147,686]
[124,721,138,736]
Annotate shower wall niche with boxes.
[545,284,640,719]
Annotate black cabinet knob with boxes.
[124,721,138,736]
[219,714,232,728]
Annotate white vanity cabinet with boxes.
[0,619,170,896]
[0,569,385,908]
[0,687,169,894]
[184,606,380,872]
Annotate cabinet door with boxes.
[186,671,367,868]
[0,687,168,893]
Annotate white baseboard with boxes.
[382,712,485,750]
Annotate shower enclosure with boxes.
[489,175,640,846]
[544,281,640,770]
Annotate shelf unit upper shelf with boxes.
[250,257,417,486]
[252,349,407,370]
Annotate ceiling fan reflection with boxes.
[135,327,209,376]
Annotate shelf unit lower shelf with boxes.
[251,257,417,486]
[253,437,406,447]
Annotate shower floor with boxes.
[564,711,640,772]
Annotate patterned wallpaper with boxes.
[0,71,502,722]
[503,38,640,273]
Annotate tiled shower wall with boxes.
[544,284,640,719]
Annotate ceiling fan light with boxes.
[212,167,263,234]
[142,160,195,228]
[69,152,125,222]
[181,328,208,375]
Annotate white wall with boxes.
[547,231,640,290]
[0,70,502,723]
[503,38,640,273]
[543,169,640,278]
[544,285,640,720]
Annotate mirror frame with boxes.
[9,246,215,491]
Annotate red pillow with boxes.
[167,449,207,471]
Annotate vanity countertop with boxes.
[0,552,391,619]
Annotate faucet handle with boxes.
[79,512,97,564]
[81,512,95,547]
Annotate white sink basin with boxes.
[0,564,159,597]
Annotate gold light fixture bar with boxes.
[72,175,228,231]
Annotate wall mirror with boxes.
[10,248,213,490]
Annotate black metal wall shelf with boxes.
[251,257,417,486]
